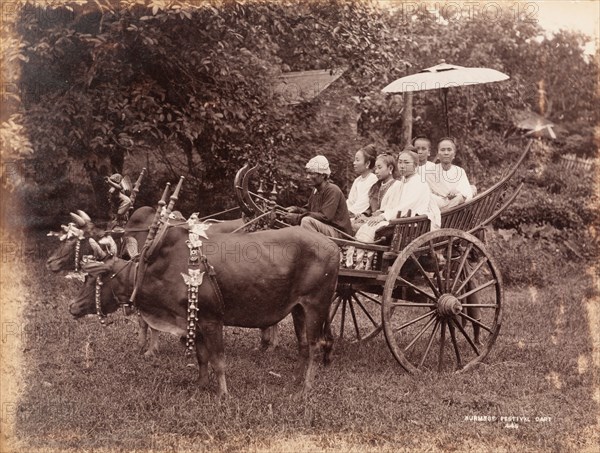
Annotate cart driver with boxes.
[283,155,352,238]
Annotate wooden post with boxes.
[143,183,170,252]
[130,167,146,205]
[402,92,414,147]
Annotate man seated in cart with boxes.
[283,155,353,239]
[430,137,476,210]
[106,173,133,229]
[347,150,441,269]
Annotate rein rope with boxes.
[231,210,274,233]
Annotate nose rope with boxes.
[93,260,135,326]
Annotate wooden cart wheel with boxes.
[328,284,382,342]
[382,229,502,373]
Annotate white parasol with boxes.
[382,61,510,135]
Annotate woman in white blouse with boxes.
[432,138,474,209]
[347,144,378,232]
[349,151,440,269]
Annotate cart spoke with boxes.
[454,256,488,294]
[458,312,493,333]
[409,253,441,297]
[328,295,341,323]
[452,318,480,356]
[448,321,462,369]
[340,297,347,339]
[456,280,497,300]
[445,237,455,292]
[419,319,440,369]
[351,294,379,327]
[404,315,437,352]
[391,301,437,308]
[456,304,498,308]
[437,321,447,372]
[394,309,436,333]
[397,277,437,302]
[356,291,382,305]
[428,240,444,292]
[348,297,361,340]
[450,242,474,293]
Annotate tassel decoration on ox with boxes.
[95,277,106,325]
[182,220,209,355]
[182,269,204,355]
[64,239,87,282]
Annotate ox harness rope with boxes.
[85,214,226,358]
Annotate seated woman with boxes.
[347,144,378,233]
[349,150,440,269]
[431,138,474,210]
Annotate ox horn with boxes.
[70,212,86,227]
[88,238,107,260]
[77,210,92,223]
[99,235,118,257]
[123,236,138,258]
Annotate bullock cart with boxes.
[235,141,531,373]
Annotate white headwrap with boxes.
[305,155,331,175]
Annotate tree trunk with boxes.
[109,149,125,174]
[84,161,110,219]
[402,92,413,146]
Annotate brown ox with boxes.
[118,207,278,353]
[69,226,338,397]
[46,207,247,357]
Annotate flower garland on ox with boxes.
[181,220,221,356]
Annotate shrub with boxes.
[497,160,598,231]
[486,226,598,287]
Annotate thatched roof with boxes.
[273,68,346,105]
[513,110,557,139]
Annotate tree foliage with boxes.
[2,0,597,231]
[5,0,411,220]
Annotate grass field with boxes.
[1,232,599,452]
